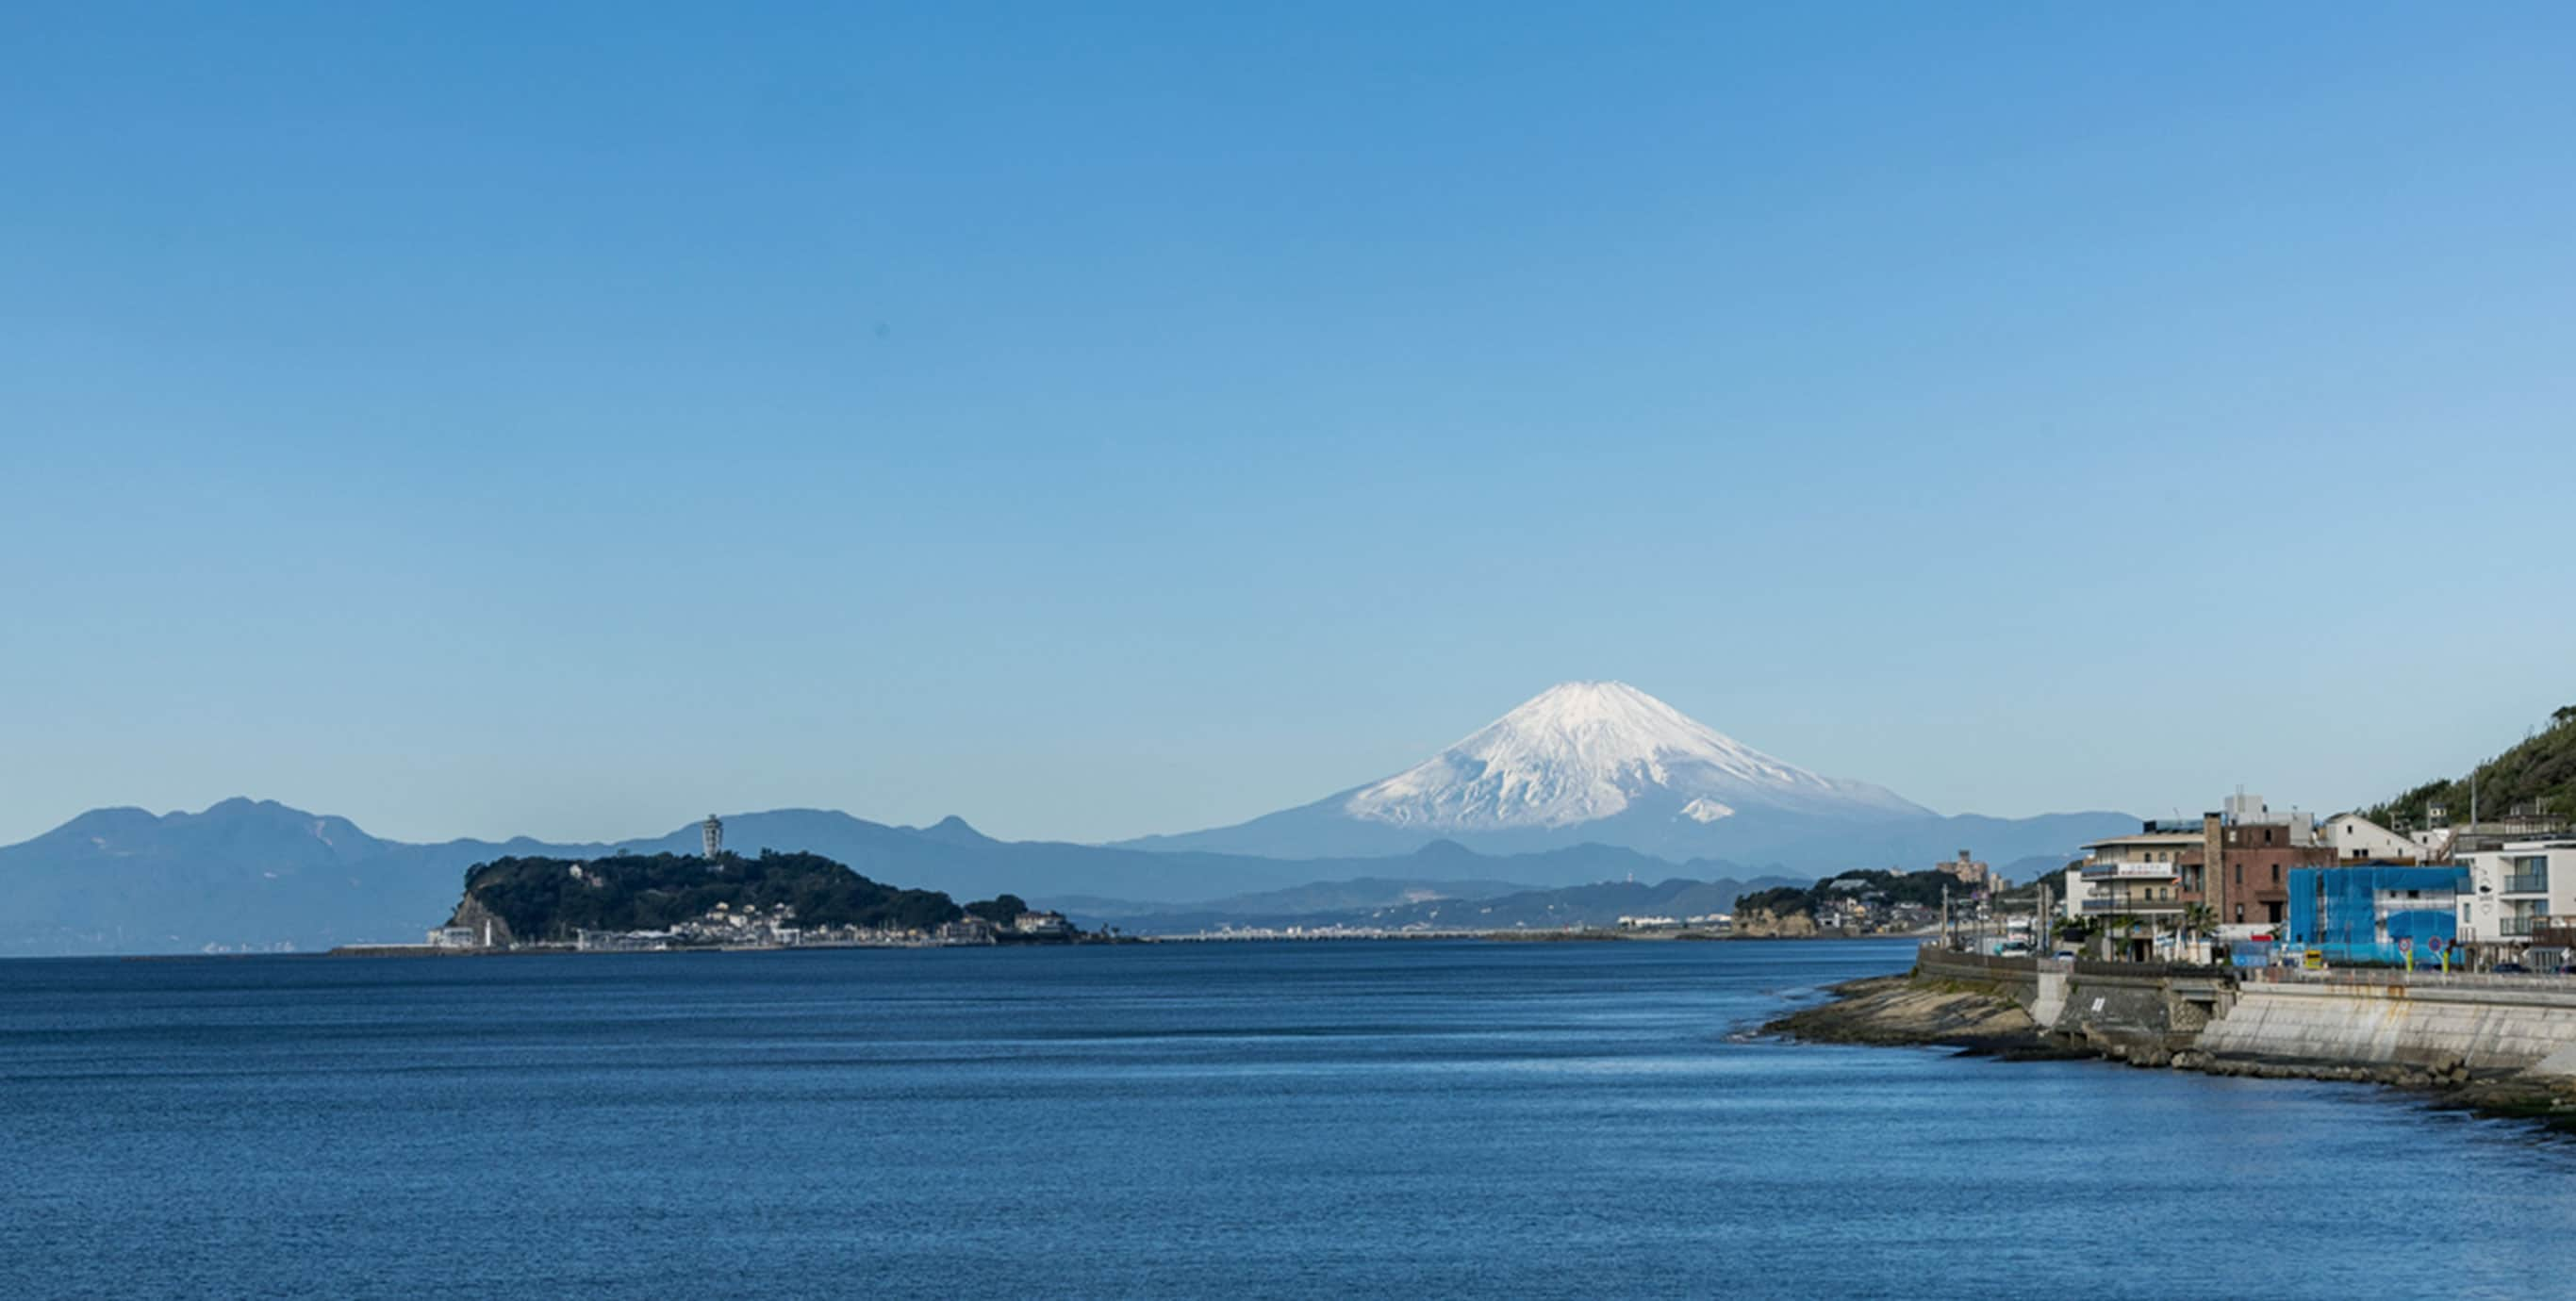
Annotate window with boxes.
[2234,865,2243,884]
[2271,865,2281,883]
[2506,855,2550,895]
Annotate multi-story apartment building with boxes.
[2457,839,2576,948]
[2063,823,2204,959]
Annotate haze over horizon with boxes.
[8,4,2573,848]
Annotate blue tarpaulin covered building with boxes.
[2286,865,2466,965]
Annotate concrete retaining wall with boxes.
[2198,981,2576,1075]
[1914,950,2039,1011]
[2054,970,2179,1056]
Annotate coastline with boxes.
[1767,965,2576,1135]
[1760,974,2087,1060]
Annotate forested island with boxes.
[430,849,1072,949]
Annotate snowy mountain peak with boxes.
[1341,682,1924,832]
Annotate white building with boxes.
[426,922,491,948]
[2457,839,2576,947]
[2322,813,2422,864]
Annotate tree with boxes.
[965,894,1030,924]
[455,850,965,938]
[2182,902,2217,962]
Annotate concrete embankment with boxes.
[1775,947,2576,1131]
[2196,979,2576,1079]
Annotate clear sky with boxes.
[5,2,2572,848]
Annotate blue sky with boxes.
[5,3,2572,847]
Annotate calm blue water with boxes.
[4,939,2569,1298]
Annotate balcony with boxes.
[2503,874,2550,896]
[2081,898,2186,914]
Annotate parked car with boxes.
[2494,962,2530,974]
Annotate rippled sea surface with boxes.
[5,939,2570,1298]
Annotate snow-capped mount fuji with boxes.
[1122,682,2135,868]
[1342,681,1926,832]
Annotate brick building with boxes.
[2205,807,2335,929]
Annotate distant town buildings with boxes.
[1933,850,1993,891]
[938,916,997,945]
[426,921,493,949]
[1012,910,1074,937]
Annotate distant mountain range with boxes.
[0,681,2142,956]
[1122,682,2134,865]
[0,800,1798,956]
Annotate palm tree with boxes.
[2182,902,2217,963]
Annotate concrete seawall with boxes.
[2199,980,2576,1077]
[1910,947,2576,1079]
[1774,947,2576,1128]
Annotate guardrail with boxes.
[1916,945,2040,976]
[2069,958,2230,980]
[2245,966,2576,990]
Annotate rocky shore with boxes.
[1762,975,2088,1060]
[1770,969,2576,1135]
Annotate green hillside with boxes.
[457,849,963,941]
[1736,867,1960,918]
[2368,705,2576,830]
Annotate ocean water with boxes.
[4,938,2570,1298]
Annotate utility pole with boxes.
[1942,884,1953,952]
[2039,880,2052,955]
